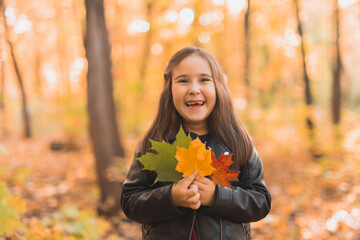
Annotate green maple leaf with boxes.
[137,126,191,183]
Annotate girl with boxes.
[121,46,271,240]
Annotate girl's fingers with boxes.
[189,201,201,210]
[192,180,206,190]
[179,171,198,188]
[189,183,198,192]
[172,172,207,209]
[187,192,200,205]
[193,178,213,190]
[195,176,212,184]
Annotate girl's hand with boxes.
[171,171,201,210]
[193,176,215,207]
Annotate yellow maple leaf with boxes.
[175,137,215,177]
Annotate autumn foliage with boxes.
[210,151,239,187]
[175,137,215,178]
[1,0,360,239]
[139,128,240,188]
[137,127,191,183]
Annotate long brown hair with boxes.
[140,46,253,168]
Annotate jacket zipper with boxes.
[220,218,223,240]
[188,211,196,240]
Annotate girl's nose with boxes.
[188,81,200,95]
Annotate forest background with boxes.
[0,0,359,239]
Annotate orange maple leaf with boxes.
[175,137,215,177]
[210,151,239,187]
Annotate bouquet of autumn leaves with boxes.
[138,127,239,187]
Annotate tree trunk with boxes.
[1,0,32,138]
[0,60,7,138]
[294,0,314,130]
[215,4,228,76]
[331,0,342,124]
[192,0,202,47]
[0,15,6,137]
[34,48,42,96]
[138,0,153,95]
[243,0,251,100]
[84,0,125,216]
[294,0,322,158]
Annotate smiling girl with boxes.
[121,46,271,240]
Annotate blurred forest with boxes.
[0,0,360,239]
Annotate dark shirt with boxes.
[189,132,209,144]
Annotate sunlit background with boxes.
[2,0,359,135]
[0,0,359,239]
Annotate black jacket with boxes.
[121,135,271,240]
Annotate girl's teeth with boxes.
[187,102,204,106]
[186,102,204,107]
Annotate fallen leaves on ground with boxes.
[0,136,134,240]
[1,110,360,239]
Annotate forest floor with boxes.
[1,119,360,239]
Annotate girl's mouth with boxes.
[185,101,205,109]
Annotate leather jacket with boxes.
[121,134,271,240]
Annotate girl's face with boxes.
[171,55,216,134]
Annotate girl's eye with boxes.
[178,79,187,83]
[201,78,211,82]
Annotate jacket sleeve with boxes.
[121,145,188,224]
[199,148,271,223]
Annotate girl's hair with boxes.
[140,46,254,168]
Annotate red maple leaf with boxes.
[210,151,239,187]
